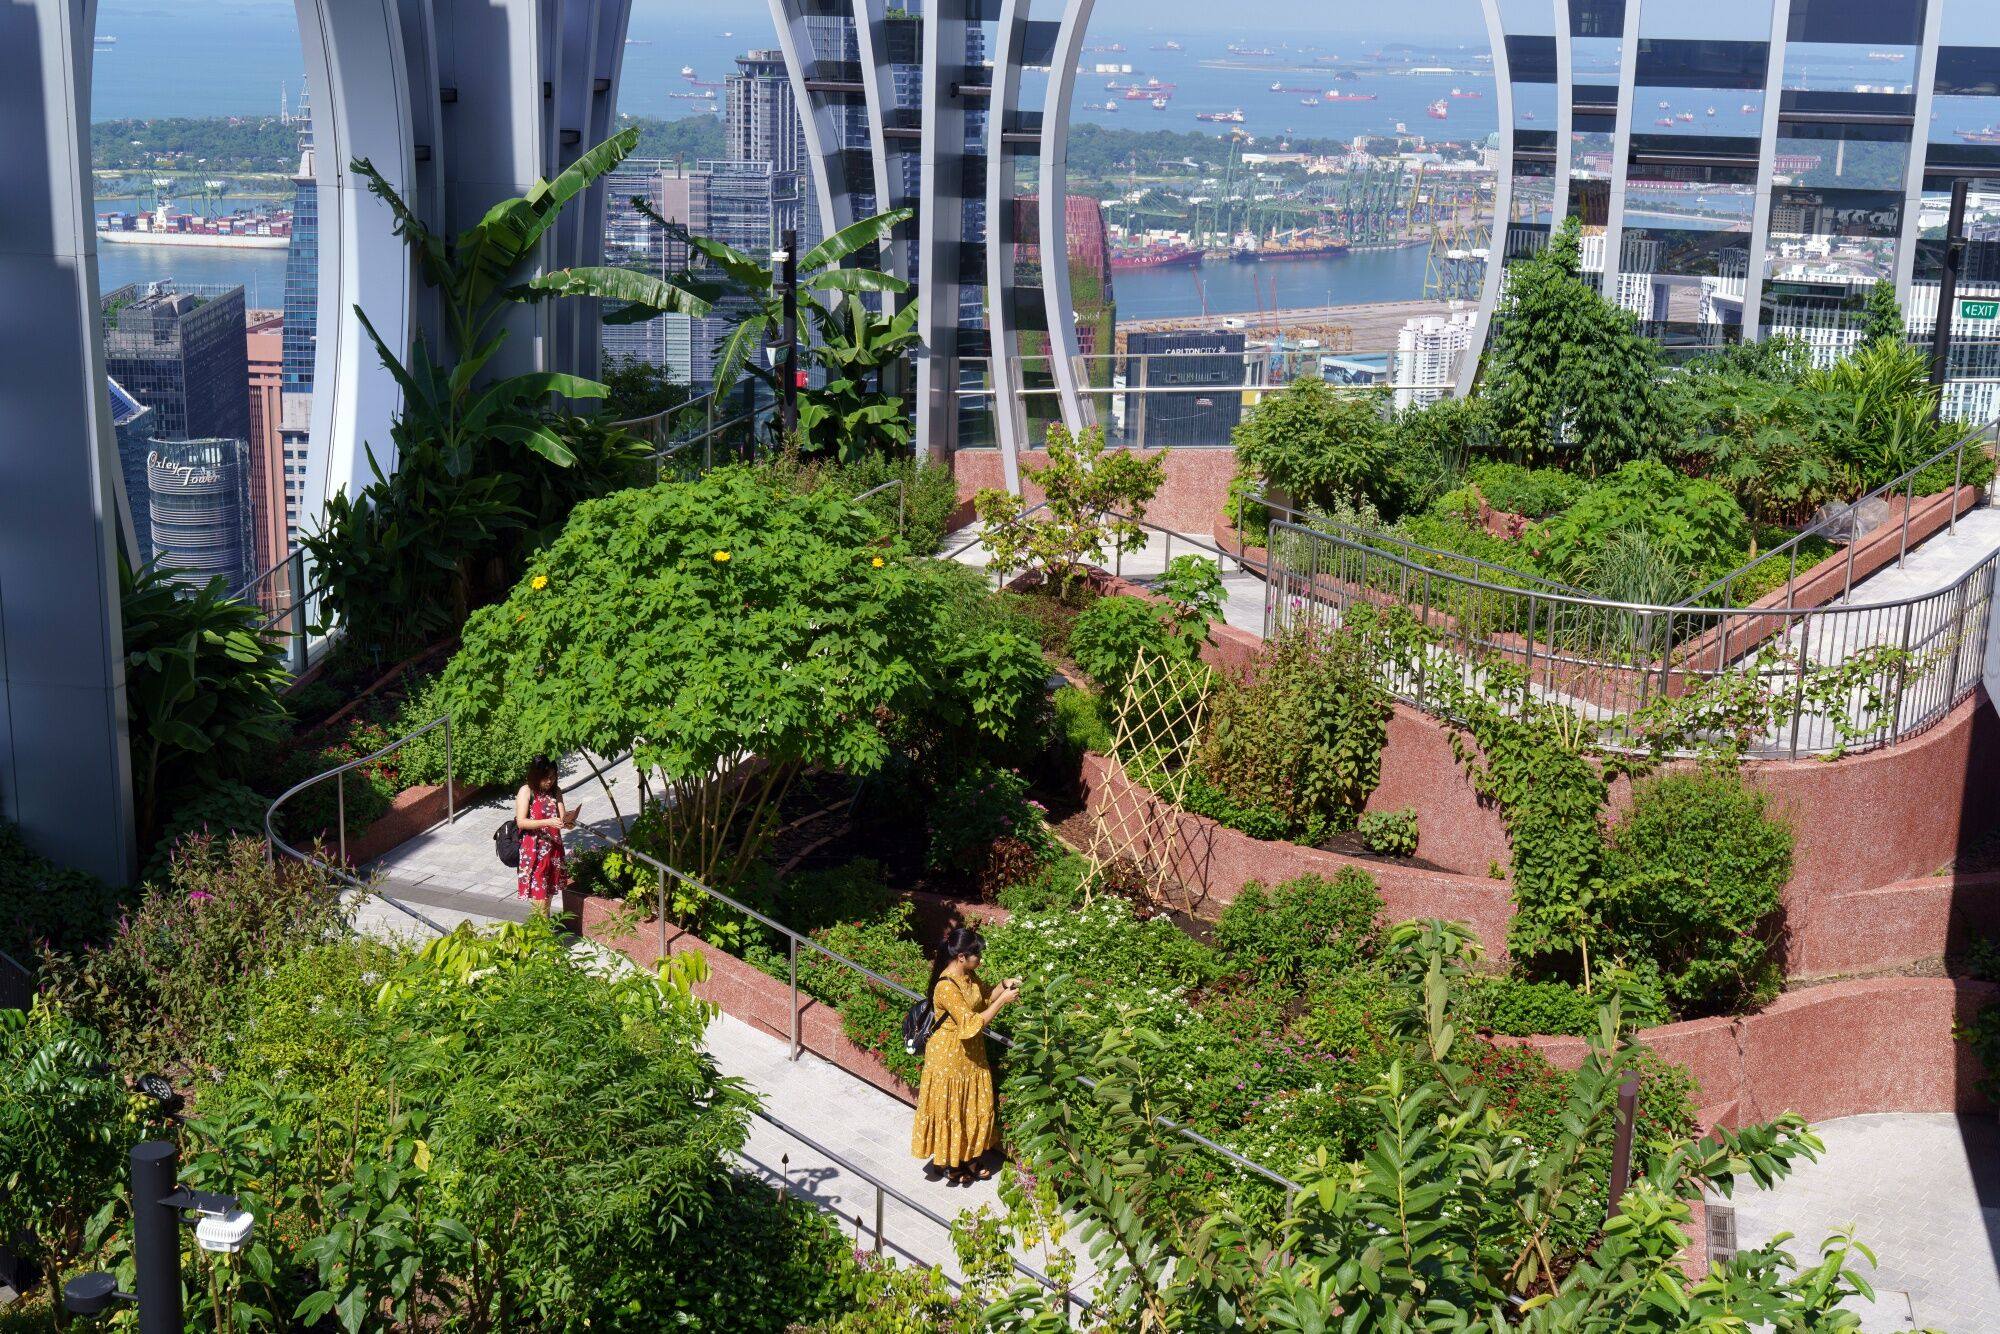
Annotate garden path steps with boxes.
[345,759,1103,1299]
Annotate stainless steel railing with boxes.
[263,714,459,934]
[1683,414,2000,610]
[1265,514,2000,759]
[750,1106,1094,1317]
[610,840,1304,1198]
[616,383,780,479]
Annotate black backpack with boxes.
[494,819,522,868]
[902,991,941,1055]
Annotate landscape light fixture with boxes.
[63,1141,253,1330]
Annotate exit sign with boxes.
[1960,299,2000,321]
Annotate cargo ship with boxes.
[97,202,291,249]
[1449,87,1482,98]
[1427,99,1448,119]
[1959,126,2000,144]
[1233,236,1349,262]
[1196,108,1245,123]
[1324,90,1377,102]
[1110,243,1203,271]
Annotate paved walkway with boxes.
[1720,1113,2000,1332]
[947,523,1269,635]
[345,758,1093,1295]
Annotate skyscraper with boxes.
[727,50,807,175]
[147,439,255,594]
[278,83,318,556]
[102,283,251,445]
[245,310,292,583]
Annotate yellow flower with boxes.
[713,550,732,563]
[531,574,549,590]
[871,556,885,568]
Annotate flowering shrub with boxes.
[37,835,347,1078]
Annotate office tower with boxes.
[147,439,255,594]
[727,50,808,175]
[245,311,291,583]
[107,376,158,567]
[102,282,252,445]
[1395,310,1476,411]
[601,159,798,386]
[281,83,318,394]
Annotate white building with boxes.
[1394,307,1477,410]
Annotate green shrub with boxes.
[1215,869,1382,986]
[789,903,934,1086]
[996,851,1090,914]
[37,835,348,1077]
[1232,376,1397,514]
[1532,459,1750,585]
[761,450,962,554]
[394,671,536,790]
[145,780,273,883]
[994,586,1095,655]
[1601,771,1792,1017]
[926,763,1056,875]
[190,919,762,1332]
[1450,461,1587,520]
[1224,470,1272,546]
[0,821,128,963]
[1390,394,1492,513]
[1200,625,1389,840]
[1454,973,1601,1037]
[1053,684,1114,758]
[1356,808,1419,858]
[1153,554,1225,642]
[1069,593,1182,699]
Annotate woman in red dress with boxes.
[515,755,578,908]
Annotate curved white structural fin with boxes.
[1460,0,1516,394]
[986,0,1030,488]
[1038,0,1094,429]
[0,0,138,882]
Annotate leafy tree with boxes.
[439,468,1040,885]
[973,422,1168,595]
[1480,218,1666,472]
[0,1002,128,1322]
[1680,375,1842,532]
[1861,278,1906,347]
[1231,375,1398,514]
[598,204,913,410]
[309,129,678,654]
[120,559,291,852]
[794,294,922,460]
[1069,594,1186,699]
[599,358,689,421]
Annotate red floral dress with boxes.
[517,792,568,901]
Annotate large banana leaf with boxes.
[710,314,775,402]
[457,128,642,316]
[634,199,772,292]
[801,208,914,273]
[519,266,716,322]
[806,268,911,298]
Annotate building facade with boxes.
[101,283,251,446]
[1395,308,1478,410]
[1468,0,2000,418]
[147,438,255,594]
[245,310,292,581]
[107,376,157,566]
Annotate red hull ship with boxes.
[1110,244,1204,271]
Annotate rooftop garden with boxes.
[1228,219,1991,614]
[4,140,1990,1333]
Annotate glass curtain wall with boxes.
[1912,6,2000,419]
[1759,0,1927,362]
[1569,0,1626,290]
[1617,2,1775,354]
[1500,0,1564,264]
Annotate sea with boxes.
[85,4,1496,318]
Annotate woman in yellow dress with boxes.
[911,928,1020,1186]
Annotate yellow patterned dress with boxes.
[911,975,1000,1168]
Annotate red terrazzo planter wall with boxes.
[578,893,920,1104]
[952,446,1239,535]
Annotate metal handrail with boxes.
[264,714,459,935]
[1263,512,2000,758]
[1683,412,2000,609]
[1245,490,1589,596]
[611,840,1304,1197]
[749,1106,1095,1316]
[852,477,907,538]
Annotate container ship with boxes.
[1233,235,1349,262]
[97,202,291,249]
[1110,243,1203,271]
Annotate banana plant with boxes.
[349,128,664,472]
[549,205,915,406]
[794,295,922,460]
